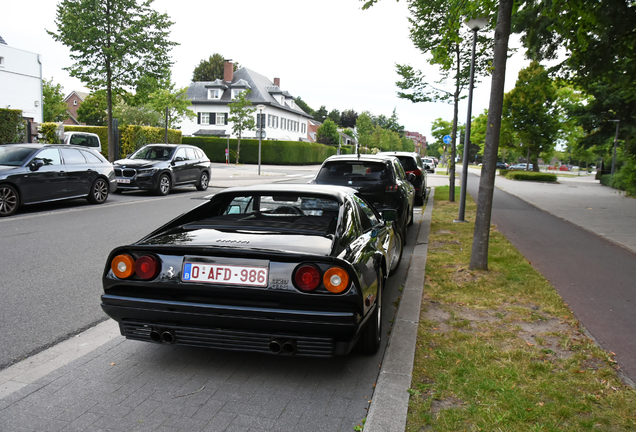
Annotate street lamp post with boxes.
[257,104,265,175]
[610,119,620,179]
[456,16,487,223]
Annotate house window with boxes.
[208,89,220,99]
[0,56,4,67]
[267,115,271,127]
[73,100,77,106]
[216,113,228,125]
[232,89,245,99]
[201,112,210,124]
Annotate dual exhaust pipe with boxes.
[269,338,297,355]
[149,328,176,344]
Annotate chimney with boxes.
[224,60,234,82]
[274,77,280,87]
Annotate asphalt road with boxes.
[0,187,216,369]
[466,172,636,383]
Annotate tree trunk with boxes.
[236,135,241,164]
[469,0,514,271]
[106,66,114,162]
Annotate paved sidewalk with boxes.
[465,166,636,253]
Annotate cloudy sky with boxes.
[4,0,531,142]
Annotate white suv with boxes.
[63,132,102,155]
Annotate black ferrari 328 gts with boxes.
[101,184,403,357]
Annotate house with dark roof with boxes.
[0,35,43,125]
[63,90,89,125]
[183,61,314,141]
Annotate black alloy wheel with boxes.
[87,178,109,204]
[0,184,19,217]
[360,267,383,355]
[156,174,171,196]
[196,172,209,191]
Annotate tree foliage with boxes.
[503,61,560,171]
[340,109,358,128]
[228,90,256,164]
[313,106,328,123]
[327,109,341,126]
[42,78,68,123]
[148,84,195,129]
[192,54,239,82]
[48,0,177,161]
[77,91,108,126]
[356,112,374,151]
[295,97,314,116]
[316,119,339,145]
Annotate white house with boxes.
[0,35,43,125]
[183,62,313,141]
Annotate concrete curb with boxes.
[364,188,434,431]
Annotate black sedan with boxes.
[310,154,415,246]
[0,144,116,217]
[114,144,211,195]
[101,184,403,356]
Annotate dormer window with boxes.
[208,89,221,99]
[232,89,245,99]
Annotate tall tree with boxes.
[391,0,492,201]
[340,109,359,128]
[148,84,195,129]
[295,97,314,116]
[42,78,68,123]
[77,91,108,126]
[228,90,256,164]
[356,112,374,152]
[327,109,341,126]
[48,0,177,161]
[192,54,239,82]
[313,106,328,123]
[503,61,560,171]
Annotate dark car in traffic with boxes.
[310,154,415,245]
[378,151,427,205]
[0,143,116,217]
[100,184,403,356]
[113,144,211,195]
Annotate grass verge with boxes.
[406,186,636,431]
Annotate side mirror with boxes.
[407,173,416,183]
[174,156,185,162]
[29,159,44,171]
[382,209,397,222]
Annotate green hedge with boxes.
[0,109,26,144]
[505,171,557,182]
[64,125,108,154]
[183,137,338,165]
[120,125,181,156]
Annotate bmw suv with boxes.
[310,154,415,244]
[113,144,211,195]
[378,151,427,205]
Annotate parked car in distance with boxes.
[496,162,509,169]
[63,131,102,155]
[422,157,436,173]
[378,151,427,205]
[509,163,534,171]
[0,143,116,217]
[101,184,404,356]
[309,154,415,245]
[113,144,211,196]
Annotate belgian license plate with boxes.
[117,178,130,184]
[182,262,268,287]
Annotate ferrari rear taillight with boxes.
[323,267,349,293]
[111,253,160,280]
[112,254,135,279]
[294,265,321,291]
[135,255,160,280]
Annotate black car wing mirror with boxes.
[174,156,185,162]
[406,172,416,183]
[382,209,397,222]
[29,159,44,171]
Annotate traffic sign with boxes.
[443,135,452,144]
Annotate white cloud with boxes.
[3,0,530,142]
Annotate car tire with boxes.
[156,173,171,196]
[0,184,20,217]
[87,178,109,204]
[389,231,403,276]
[196,171,209,191]
[360,268,382,355]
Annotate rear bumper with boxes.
[101,294,365,356]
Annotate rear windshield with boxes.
[396,156,418,171]
[185,194,341,236]
[316,161,391,183]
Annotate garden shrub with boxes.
[0,109,25,144]
[505,171,557,182]
[40,122,61,143]
[605,158,636,196]
[120,125,181,157]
